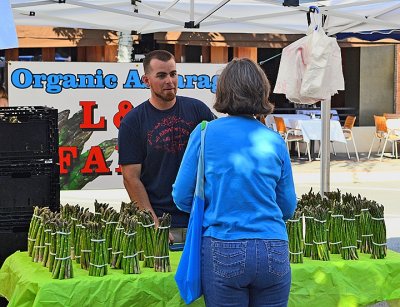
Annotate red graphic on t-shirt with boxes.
[147,116,195,154]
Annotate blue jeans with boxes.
[201,237,291,307]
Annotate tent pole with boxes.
[320,98,331,196]
[190,0,194,21]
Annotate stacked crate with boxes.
[0,106,59,265]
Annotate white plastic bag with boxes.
[274,35,319,104]
[300,26,344,99]
[274,13,344,104]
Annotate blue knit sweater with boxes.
[172,115,297,241]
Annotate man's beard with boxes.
[154,90,176,103]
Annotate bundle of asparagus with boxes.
[72,205,85,260]
[88,222,108,276]
[286,210,303,263]
[104,208,119,263]
[61,204,76,260]
[48,218,57,272]
[370,203,387,259]
[341,204,358,260]
[121,216,141,274]
[73,208,89,264]
[303,207,313,257]
[291,189,388,263]
[80,223,91,270]
[139,210,155,268]
[136,219,144,261]
[155,213,172,272]
[124,203,145,262]
[329,202,343,254]
[76,210,93,268]
[32,212,47,263]
[120,201,138,215]
[359,200,373,254]
[110,216,125,269]
[28,206,49,256]
[312,206,330,261]
[94,200,109,223]
[352,196,362,249]
[324,189,342,203]
[42,213,54,267]
[52,219,74,279]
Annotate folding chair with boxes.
[274,116,311,161]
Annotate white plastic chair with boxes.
[274,116,311,162]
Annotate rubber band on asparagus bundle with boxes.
[90,263,108,268]
[341,245,357,249]
[142,222,155,228]
[123,252,139,259]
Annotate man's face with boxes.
[143,58,178,103]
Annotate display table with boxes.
[297,119,346,143]
[2,251,400,306]
[387,119,400,137]
[0,251,201,307]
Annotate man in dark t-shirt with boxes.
[118,50,215,242]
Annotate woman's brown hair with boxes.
[213,58,274,116]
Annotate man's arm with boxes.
[121,164,159,226]
[122,164,176,242]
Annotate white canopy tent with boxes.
[9,0,400,195]
[10,0,400,35]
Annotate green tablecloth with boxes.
[1,251,400,306]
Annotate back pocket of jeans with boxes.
[265,240,290,277]
[212,240,246,279]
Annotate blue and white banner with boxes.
[8,61,225,190]
[0,0,18,49]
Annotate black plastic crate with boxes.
[0,161,60,221]
[0,106,58,161]
[1,212,31,227]
[0,229,28,266]
[0,207,33,232]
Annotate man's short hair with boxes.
[143,50,175,74]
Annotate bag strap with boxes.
[195,120,208,198]
[201,120,207,131]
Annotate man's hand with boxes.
[153,215,173,243]
[169,231,175,244]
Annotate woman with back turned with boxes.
[172,58,297,307]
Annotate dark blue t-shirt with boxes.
[118,96,215,227]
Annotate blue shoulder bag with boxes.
[175,120,208,305]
